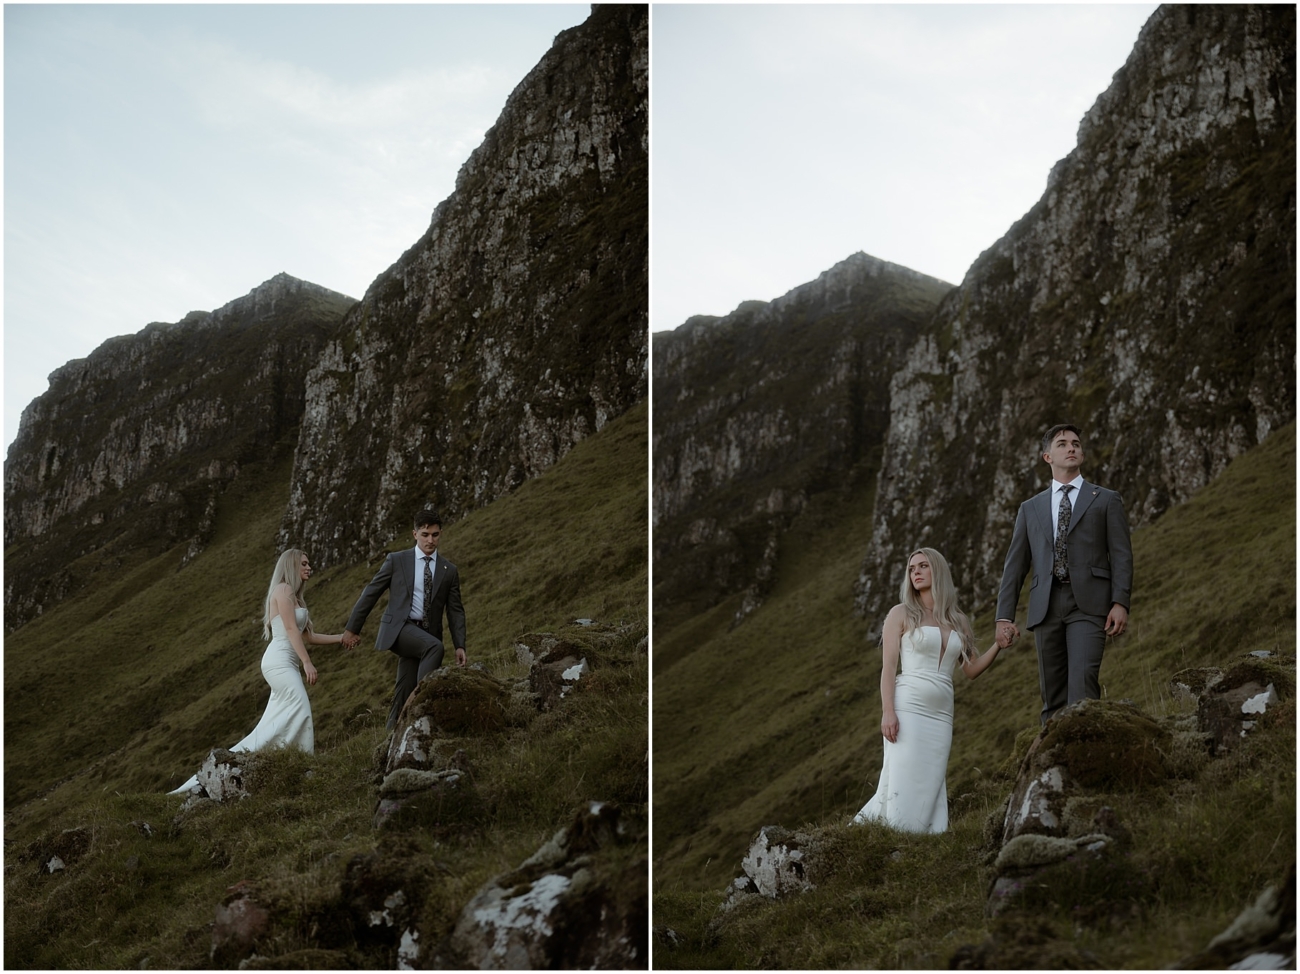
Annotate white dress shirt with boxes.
[410,547,438,622]
[1052,475,1085,542]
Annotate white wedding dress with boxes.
[169,607,315,794]
[852,625,960,833]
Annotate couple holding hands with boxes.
[170,508,466,795]
[853,423,1133,833]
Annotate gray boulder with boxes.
[440,801,647,969]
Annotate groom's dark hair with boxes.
[1042,423,1082,454]
[414,509,442,530]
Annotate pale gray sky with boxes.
[5,3,589,451]
[652,3,1159,332]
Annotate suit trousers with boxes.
[387,620,445,730]
[1033,579,1105,724]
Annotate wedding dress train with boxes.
[169,607,315,794]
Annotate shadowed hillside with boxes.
[653,421,1293,968]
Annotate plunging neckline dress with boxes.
[852,625,961,833]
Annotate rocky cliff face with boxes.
[279,4,648,564]
[3,273,355,630]
[854,4,1295,622]
[652,254,951,630]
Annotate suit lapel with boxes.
[1033,488,1055,539]
[429,553,446,601]
[1069,481,1098,534]
[402,547,420,611]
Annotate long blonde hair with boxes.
[898,547,974,662]
[262,548,308,639]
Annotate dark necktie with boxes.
[422,555,434,625]
[1054,485,1074,582]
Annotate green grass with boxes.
[652,422,1295,968]
[4,402,647,969]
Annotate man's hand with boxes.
[342,630,360,650]
[996,620,1019,649]
[1105,605,1129,637]
[455,648,467,667]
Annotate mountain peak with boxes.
[209,274,355,325]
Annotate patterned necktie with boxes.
[1054,485,1074,581]
[422,555,434,624]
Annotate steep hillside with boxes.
[855,3,1295,620]
[653,254,951,632]
[2,274,355,632]
[281,4,648,566]
[653,422,1294,968]
[4,401,648,969]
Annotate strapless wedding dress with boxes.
[169,607,315,794]
[852,625,960,833]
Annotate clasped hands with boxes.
[341,630,361,650]
[996,605,1128,647]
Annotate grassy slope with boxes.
[4,401,647,969]
[652,422,1295,967]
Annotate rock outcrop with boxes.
[721,825,822,911]
[652,254,951,630]
[279,4,648,565]
[441,801,647,970]
[854,4,1295,620]
[2,273,354,631]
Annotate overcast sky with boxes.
[652,3,1159,332]
[4,3,588,452]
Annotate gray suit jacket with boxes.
[346,547,467,652]
[996,481,1132,629]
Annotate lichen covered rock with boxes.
[441,801,647,969]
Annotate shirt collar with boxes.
[1054,474,1085,494]
[414,546,437,564]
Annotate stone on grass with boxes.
[22,826,92,876]
[211,894,270,966]
[442,801,647,969]
[1001,699,1169,845]
[196,748,257,803]
[340,851,424,965]
[1175,864,1296,970]
[529,646,591,712]
[741,825,818,898]
[373,768,483,832]
[994,832,1112,872]
[394,667,509,737]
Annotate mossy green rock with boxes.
[1034,699,1170,791]
[1003,699,1170,844]
[399,667,508,736]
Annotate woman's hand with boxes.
[881,709,899,743]
[303,660,318,686]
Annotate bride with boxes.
[169,549,346,795]
[852,547,1008,833]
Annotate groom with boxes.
[995,424,1132,725]
[343,508,467,730]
